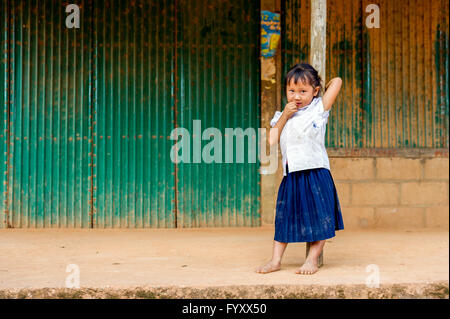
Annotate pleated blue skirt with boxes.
[274,164,344,243]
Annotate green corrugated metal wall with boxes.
[6,0,92,228]
[283,0,449,149]
[91,0,176,228]
[176,0,261,227]
[1,0,8,228]
[1,0,261,228]
[325,0,363,149]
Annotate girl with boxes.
[256,63,344,275]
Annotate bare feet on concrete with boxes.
[295,258,318,275]
[295,240,325,275]
[255,260,281,274]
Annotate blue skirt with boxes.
[274,164,344,243]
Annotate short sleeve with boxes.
[317,97,330,120]
[270,111,283,127]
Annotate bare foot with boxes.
[255,261,281,274]
[295,259,318,275]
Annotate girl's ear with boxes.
[314,86,320,97]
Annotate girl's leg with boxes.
[295,239,326,275]
[255,240,288,274]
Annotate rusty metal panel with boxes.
[325,0,364,148]
[92,0,176,228]
[7,0,93,227]
[1,0,9,228]
[175,0,261,227]
[358,0,449,148]
[284,0,449,149]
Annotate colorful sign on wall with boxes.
[261,10,281,57]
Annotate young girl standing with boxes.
[256,63,344,275]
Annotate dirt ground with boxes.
[0,226,448,298]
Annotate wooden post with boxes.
[307,0,327,268]
[310,0,327,81]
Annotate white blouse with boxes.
[270,97,331,176]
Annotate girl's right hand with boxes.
[282,102,299,119]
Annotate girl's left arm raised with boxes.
[322,77,342,111]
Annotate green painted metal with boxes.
[7,0,93,227]
[175,0,261,227]
[1,0,9,228]
[90,0,261,228]
[91,0,176,228]
[325,0,365,149]
[3,0,261,228]
[327,0,364,149]
[283,0,449,149]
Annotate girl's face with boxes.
[286,78,320,109]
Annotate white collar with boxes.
[294,97,319,114]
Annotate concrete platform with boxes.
[0,226,448,298]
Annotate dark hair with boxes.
[284,63,322,98]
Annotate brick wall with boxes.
[332,157,449,230]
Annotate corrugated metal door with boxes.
[175,0,261,227]
[3,0,260,228]
[91,0,176,228]
[6,0,93,227]
[91,0,261,228]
